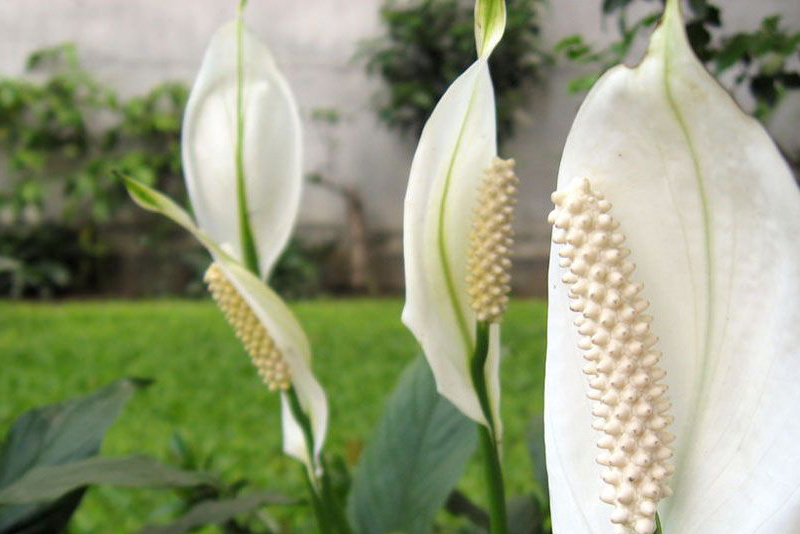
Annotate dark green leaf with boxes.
[779,71,800,88]
[751,74,779,107]
[0,378,150,486]
[703,5,721,27]
[687,0,709,19]
[0,378,150,532]
[347,357,477,534]
[714,34,752,73]
[602,0,632,15]
[507,495,545,534]
[526,415,548,501]
[686,21,713,62]
[2,491,85,534]
[140,492,298,534]
[444,490,488,529]
[0,456,214,504]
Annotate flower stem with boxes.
[301,466,332,534]
[655,512,663,534]
[319,454,353,534]
[470,321,507,534]
[477,424,507,534]
[286,386,351,534]
[286,387,329,533]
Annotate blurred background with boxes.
[0,2,798,533]
[1,0,797,300]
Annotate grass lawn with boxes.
[0,298,547,533]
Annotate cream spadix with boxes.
[549,178,675,534]
[205,263,291,392]
[544,0,800,533]
[467,158,518,324]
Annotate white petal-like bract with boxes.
[183,21,302,278]
[402,57,502,430]
[545,2,800,533]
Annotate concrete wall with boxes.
[1,0,798,293]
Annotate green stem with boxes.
[470,321,507,534]
[302,466,332,534]
[235,2,259,276]
[655,512,663,534]
[286,387,328,533]
[477,424,507,534]
[320,455,353,534]
[286,387,351,534]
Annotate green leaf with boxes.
[507,495,546,534]
[347,357,477,534]
[526,415,548,501]
[0,492,85,534]
[686,20,712,62]
[139,492,298,534]
[443,490,488,529]
[750,74,779,106]
[0,378,150,532]
[780,71,800,88]
[0,456,214,504]
[602,0,633,14]
[567,73,601,93]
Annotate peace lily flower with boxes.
[544,1,800,534]
[182,12,302,278]
[402,0,515,435]
[122,11,326,478]
[403,1,517,531]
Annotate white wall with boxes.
[1,0,798,259]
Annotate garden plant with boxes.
[0,0,798,533]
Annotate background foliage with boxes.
[556,0,800,121]
[361,0,550,144]
[0,44,187,297]
[0,45,329,299]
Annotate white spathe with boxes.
[401,24,504,429]
[182,21,302,278]
[125,178,328,470]
[544,1,800,533]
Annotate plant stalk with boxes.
[320,454,353,534]
[286,387,329,533]
[287,386,350,534]
[655,512,663,534]
[302,465,332,534]
[470,321,508,534]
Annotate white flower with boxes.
[124,178,327,472]
[402,0,513,431]
[123,16,324,474]
[544,1,800,533]
[182,20,302,278]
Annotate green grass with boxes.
[0,298,547,533]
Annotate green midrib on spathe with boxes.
[436,64,486,357]
[235,10,260,277]
[660,12,715,515]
